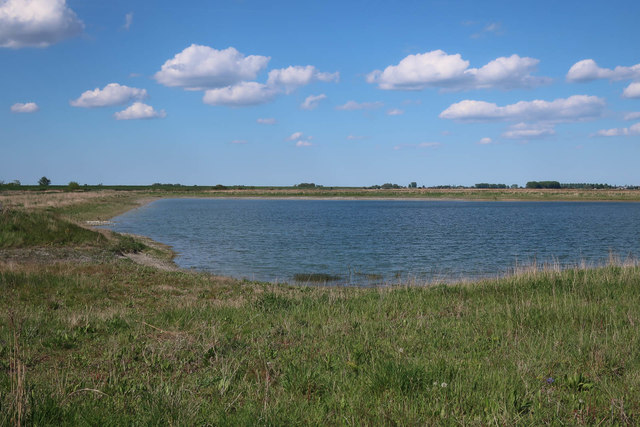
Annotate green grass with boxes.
[0,209,106,249]
[2,261,639,424]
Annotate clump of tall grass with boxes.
[292,272,342,283]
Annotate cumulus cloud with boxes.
[367,50,549,91]
[566,59,640,82]
[154,45,270,90]
[287,131,304,141]
[285,131,313,146]
[501,123,556,139]
[336,100,383,111]
[387,108,404,116]
[471,22,503,38]
[257,117,276,125]
[624,112,640,121]
[595,122,640,137]
[123,12,133,30]
[70,83,147,108]
[155,44,337,107]
[11,102,39,113]
[0,0,84,48]
[113,102,166,120]
[478,137,493,145]
[202,82,276,106]
[267,66,338,94]
[623,82,640,99]
[300,94,326,110]
[439,95,605,122]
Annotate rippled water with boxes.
[104,199,640,285]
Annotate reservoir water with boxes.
[104,199,640,285]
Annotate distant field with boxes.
[2,187,640,221]
[1,192,639,424]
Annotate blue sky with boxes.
[2,0,639,186]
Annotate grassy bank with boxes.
[2,257,639,424]
[1,200,640,424]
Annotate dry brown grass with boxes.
[0,190,123,210]
[8,313,27,427]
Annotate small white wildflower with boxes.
[441,382,448,388]
[433,381,438,387]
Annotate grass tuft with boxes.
[293,272,342,283]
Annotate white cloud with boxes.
[566,59,640,82]
[0,0,83,48]
[595,122,640,137]
[11,102,39,113]
[123,12,133,30]
[439,95,605,122]
[347,135,365,140]
[113,102,166,120]
[471,22,503,38]
[478,137,493,145]
[231,139,247,144]
[501,123,556,139]
[285,131,313,146]
[267,66,338,94]
[287,131,304,141]
[336,100,383,111]
[624,112,640,121]
[485,22,501,33]
[202,82,276,106]
[257,117,276,125]
[367,50,549,91]
[155,45,270,90]
[155,45,337,107]
[300,94,326,110]
[622,82,640,99]
[70,83,147,108]
[418,142,441,148]
[387,108,404,116]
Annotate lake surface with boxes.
[104,199,640,285]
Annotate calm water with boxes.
[104,199,640,285]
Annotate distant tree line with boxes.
[560,183,614,189]
[475,183,508,189]
[366,183,403,189]
[525,181,561,189]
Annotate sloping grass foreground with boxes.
[2,259,639,425]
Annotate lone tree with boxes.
[38,176,51,187]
